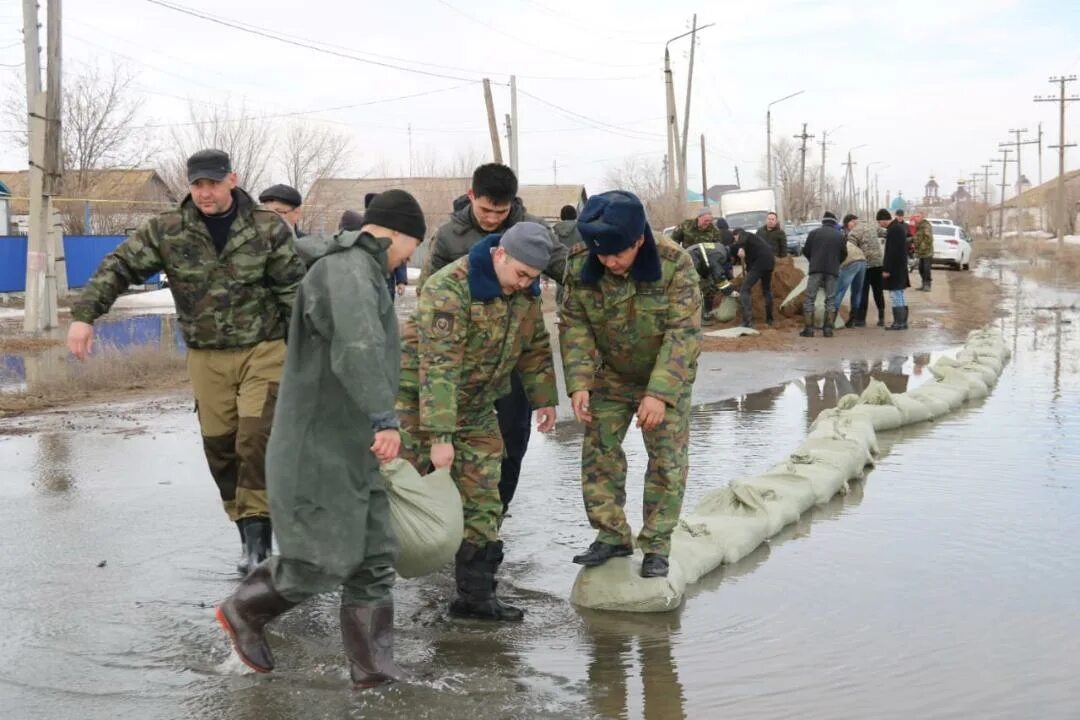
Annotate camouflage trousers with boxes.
[187,340,284,522]
[581,392,691,557]
[398,407,504,545]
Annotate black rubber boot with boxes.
[240,516,272,573]
[799,323,815,338]
[572,540,633,567]
[341,601,406,689]
[640,553,670,578]
[215,563,298,673]
[236,521,249,575]
[449,541,524,622]
[823,313,835,338]
[845,315,857,329]
[898,306,909,330]
[886,307,906,331]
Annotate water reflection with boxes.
[581,610,687,720]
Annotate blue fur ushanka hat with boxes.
[576,190,660,284]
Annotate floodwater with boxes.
[1,260,1078,719]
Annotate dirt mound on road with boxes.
[706,257,806,329]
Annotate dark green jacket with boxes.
[417,199,566,290]
[757,225,788,258]
[266,231,400,577]
[71,189,304,349]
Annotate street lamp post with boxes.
[766,90,804,188]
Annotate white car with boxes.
[932,224,973,270]
[926,217,956,226]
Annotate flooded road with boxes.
[1,259,1078,719]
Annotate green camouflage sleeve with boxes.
[558,262,600,396]
[670,223,685,247]
[647,252,702,405]
[543,235,568,285]
[70,219,165,324]
[417,277,469,441]
[264,219,306,322]
[516,301,558,408]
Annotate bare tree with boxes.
[163,100,275,198]
[279,121,352,197]
[409,146,484,178]
[603,156,682,229]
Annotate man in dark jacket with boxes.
[215,189,426,689]
[731,228,776,327]
[879,208,911,330]
[684,241,735,321]
[418,164,566,517]
[799,211,847,337]
[756,211,788,258]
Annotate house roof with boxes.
[991,168,1080,210]
[303,176,587,235]
[0,169,176,214]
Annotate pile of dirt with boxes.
[705,257,820,330]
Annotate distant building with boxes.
[990,168,1080,235]
[0,169,176,235]
[922,175,942,207]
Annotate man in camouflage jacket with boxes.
[67,149,305,573]
[670,207,724,249]
[398,222,558,622]
[913,214,934,291]
[560,191,702,579]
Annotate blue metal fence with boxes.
[0,235,160,292]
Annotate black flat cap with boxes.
[259,184,303,208]
[187,149,231,183]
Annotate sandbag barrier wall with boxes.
[571,328,1011,612]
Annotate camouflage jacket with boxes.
[914,220,934,258]
[417,198,566,290]
[399,234,558,441]
[670,218,723,249]
[71,189,304,350]
[559,236,702,406]
[848,223,884,268]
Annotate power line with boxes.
[143,0,484,82]
[434,0,654,69]
[517,89,664,141]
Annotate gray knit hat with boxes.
[500,221,555,270]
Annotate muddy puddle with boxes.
[0,259,1078,719]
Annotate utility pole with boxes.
[482,79,503,163]
[44,0,65,298]
[509,75,519,174]
[980,163,998,205]
[793,123,814,222]
[841,152,857,215]
[999,129,1038,238]
[700,134,708,208]
[996,147,1014,241]
[1037,121,1044,229]
[1035,75,1078,246]
[663,48,678,195]
[818,129,832,217]
[734,165,740,188]
[408,123,413,175]
[552,159,557,185]
[22,0,59,333]
[504,113,513,172]
[677,13,699,217]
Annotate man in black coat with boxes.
[799,211,847,337]
[731,228,776,327]
[878,209,911,330]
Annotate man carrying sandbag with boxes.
[560,191,702,579]
[215,190,426,689]
[397,222,559,622]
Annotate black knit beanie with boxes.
[362,189,426,240]
[875,209,892,222]
[842,213,858,227]
[823,211,838,221]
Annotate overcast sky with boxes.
[1,0,1078,206]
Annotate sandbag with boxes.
[571,328,1010,614]
[892,393,936,423]
[706,326,760,339]
[571,553,687,612]
[780,277,845,327]
[381,459,463,579]
[711,295,739,323]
